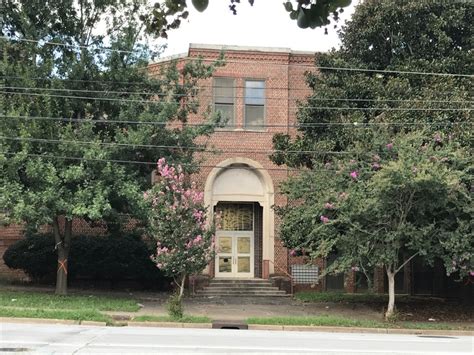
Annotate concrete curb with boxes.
[248,324,473,336]
[127,321,212,329]
[80,321,107,327]
[0,317,78,325]
[1,317,471,336]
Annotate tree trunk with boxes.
[178,273,186,301]
[385,267,396,320]
[54,218,72,296]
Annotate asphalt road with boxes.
[0,322,472,354]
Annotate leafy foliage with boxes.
[3,232,170,288]
[278,132,472,275]
[145,158,215,299]
[272,0,473,169]
[0,0,220,294]
[271,0,473,318]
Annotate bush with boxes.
[3,234,57,281]
[166,293,184,319]
[3,232,170,288]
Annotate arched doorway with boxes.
[204,158,275,279]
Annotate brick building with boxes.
[2,44,468,298]
[149,44,337,292]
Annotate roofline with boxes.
[151,52,187,64]
[150,44,317,65]
[189,43,316,56]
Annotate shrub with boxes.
[166,292,184,319]
[3,232,170,288]
[3,234,57,281]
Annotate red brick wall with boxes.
[0,224,27,280]
[1,45,317,281]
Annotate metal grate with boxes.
[291,264,319,284]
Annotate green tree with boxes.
[145,158,215,311]
[271,0,473,317]
[142,0,353,38]
[272,0,473,168]
[0,0,219,295]
[277,132,472,318]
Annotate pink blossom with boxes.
[289,249,297,257]
[193,235,202,244]
[470,271,474,277]
[386,143,394,150]
[324,202,334,210]
[320,215,330,224]
[143,191,149,199]
[350,171,358,180]
[351,266,360,272]
[372,162,381,171]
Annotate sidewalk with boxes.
[107,295,384,321]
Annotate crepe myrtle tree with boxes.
[145,158,216,301]
[276,131,472,319]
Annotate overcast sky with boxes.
[159,0,359,57]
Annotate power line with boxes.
[2,86,472,105]
[1,76,469,98]
[0,151,298,172]
[1,91,471,111]
[0,151,392,174]
[0,136,351,155]
[1,115,470,128]
[2,36,473,78]
[0,35,136,54]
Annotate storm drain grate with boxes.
[212,321,248,330]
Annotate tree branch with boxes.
[395,251,419,274]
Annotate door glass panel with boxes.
[238,257,250,273]
[216,203,253,231]
[218,236,232,253]
[237,237,251,254]
[219,257,232,273]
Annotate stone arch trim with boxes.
[204,157,274,202]
[204,157,275,278]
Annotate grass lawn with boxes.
[0,307,111,323]
[133,315,211,323]
[295,291,392,303]
[0,290,140,311]
[247,316,473,331]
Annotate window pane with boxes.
[245,80,265,105]
[216,203,253,231]
[218,236,232,254]
[245,105,265,129]
[237,237,251,254]
[238,257,250,273]
[214,78,234,104]
[215,104,234,126]
[219,257,232,273]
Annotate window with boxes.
[244,80,265,129]
[213,78,235,127]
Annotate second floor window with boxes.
[244,80,265,129]
[213,77,235,127]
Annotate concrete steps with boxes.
[195,279,289,297]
